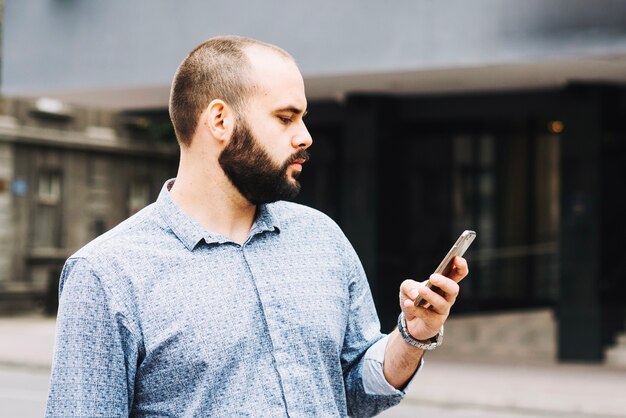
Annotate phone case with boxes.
[414,230,476,308]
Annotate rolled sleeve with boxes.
[362,334,424,396]
[341,251,409,417]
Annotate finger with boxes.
[429,274,460,302]
[399,279,422,301]
[406,285,451,315]
[449,256,469,282]
[419,285,451,314]
[403,298,440,321]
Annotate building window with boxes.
[451,130,560,306]
[37,172,61,205]
[128,181,150,215]
[92,218,107,238]
[33,171,62,248]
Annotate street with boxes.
[0,366,49,417]
[1,365,620,418]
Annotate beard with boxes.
[218,120,309,205]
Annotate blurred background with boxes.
[1,1,626,416]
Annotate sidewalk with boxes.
[405,359,626,417]
[1,315,625,417]
[0,315,56,370]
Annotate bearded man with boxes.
[46,36,468,417]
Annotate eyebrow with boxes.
[275,107,308,117]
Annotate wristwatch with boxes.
[397,312,444,350]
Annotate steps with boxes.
[427,308,557,364]
[605,333,626,367]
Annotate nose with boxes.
[293,120,313,150]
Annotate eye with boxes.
[278,116,293,124]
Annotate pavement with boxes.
[0,315,56,371]
[1,314,626,417]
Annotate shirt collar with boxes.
[156,179,281,250]
[252,203,281,237]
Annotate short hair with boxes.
[169,35,292,147]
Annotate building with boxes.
[0,97,178,312]
[3,0,626,363]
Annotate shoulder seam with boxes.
[64,257,143,343]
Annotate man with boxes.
[46,36,468,417]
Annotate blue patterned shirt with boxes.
[46,179,417,417]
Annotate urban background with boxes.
[1,1,626,417]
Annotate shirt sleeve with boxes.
[361,334,424,395]
[340,243,408,417]
[46,258,141,417]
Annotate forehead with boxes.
[244,46,307,110]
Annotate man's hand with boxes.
[399,256,469,341]
[383,256,469,389]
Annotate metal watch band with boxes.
[397,312,444,350]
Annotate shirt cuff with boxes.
[361,334,424,396]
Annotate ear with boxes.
[202,99,235,143]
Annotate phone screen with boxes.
[414,230,476,308]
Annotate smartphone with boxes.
[414,230,476,308]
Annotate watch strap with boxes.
[397,312,444,350]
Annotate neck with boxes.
[169,155,257,245]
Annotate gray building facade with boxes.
[3,0,626,363]
[4,0,626,108]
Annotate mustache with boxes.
[286,149,310,165]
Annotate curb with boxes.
[400,398,625,418]
[0,361,52,373]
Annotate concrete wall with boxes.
[4,0,626,102]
